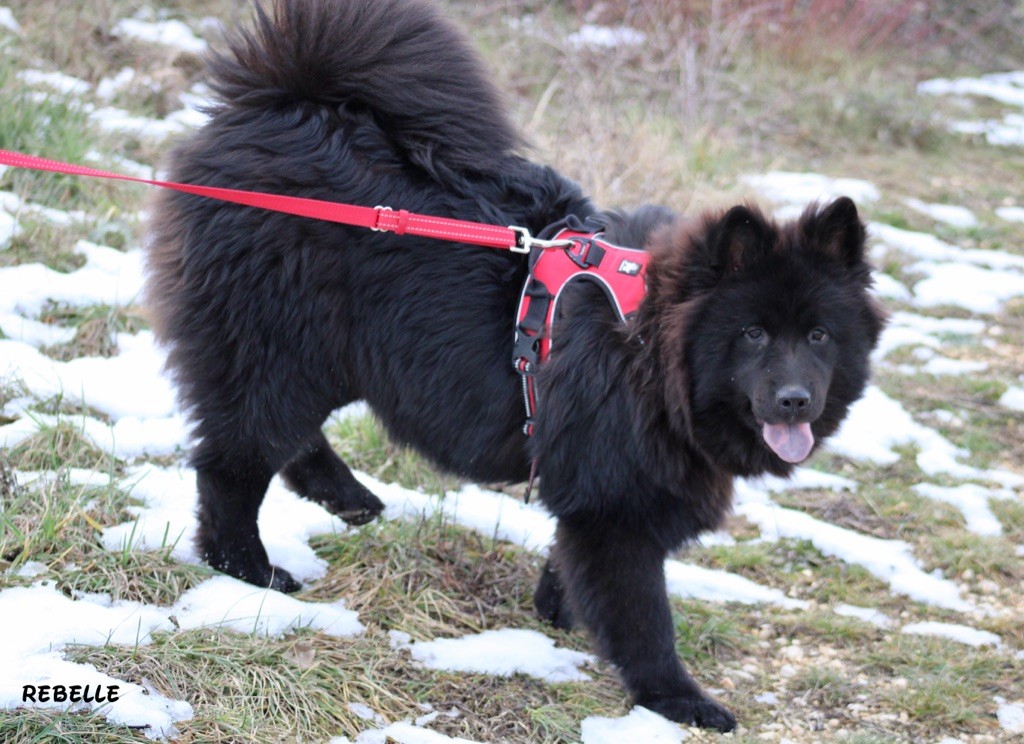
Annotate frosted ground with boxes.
[1,9,1023,744]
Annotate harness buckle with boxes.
[508,226,574,254]
[566,237,606,269]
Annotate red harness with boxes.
[513,222,649,437]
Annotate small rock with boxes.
[978,579,1000,595]
[781,645,804,660]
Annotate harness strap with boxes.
[512,222,651,501]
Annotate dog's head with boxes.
[642,197,886,476]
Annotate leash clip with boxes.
[509,226,574,254]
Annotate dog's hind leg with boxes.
[552,519,737,732]
[533,559,576,630]
[280,429,384,525]
[193,446,301,593]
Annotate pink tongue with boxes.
[762,422,815,463]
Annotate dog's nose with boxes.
[776,385,811,412]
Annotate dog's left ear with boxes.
[714,204,772,273]
[804,196,867,266]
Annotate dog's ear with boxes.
[803,196,867,266]
[646,205,772,302]
[712,205,772,273]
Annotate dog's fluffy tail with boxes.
[207,0,520,173]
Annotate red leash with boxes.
[0,148,568,253]
[0,148,650,504]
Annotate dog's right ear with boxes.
[648,204,775,303]
[712,205,772,274]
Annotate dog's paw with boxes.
[208,552,301,593]
[639,695,736,732]
[238,563,302,593]
[335,502,383,526]
[267,565,302,593]
[324,484,384,526]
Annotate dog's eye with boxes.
[809,327,829,343]
[744,326,765,341]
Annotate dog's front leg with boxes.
[551,518,736,732]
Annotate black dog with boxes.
[146,0,884,730]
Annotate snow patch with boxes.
[112,18,208,55]
[999,385,1024,412]
[581,706,689,743]
[0,6,21,34]
[0,208,21,249]
[919,72,1024,147]
[901,621,1001,647]
[395,628,593,683]
[871,222,1024,271]
[829,386,1023,488]
[916,356,988,376]
[171,575,363,638]
[833,604,893,628]
[735,478,972,612]
[741,171,880,207]
[665,560,807,609]
[567,24,646,49]
[909,261,1024,314]
[912,483,1006,536]
[17,69,91,97]
[918,72,1024,108]
[995,697,1024,735]
[0,243,145,319]
[871,271,912,302]
[996,205,1024,223]
[343,721,484,744]
[0,582,190,738]
[904,198,977,228]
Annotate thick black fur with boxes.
[146,0,885,731]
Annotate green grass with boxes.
[38,303,149,361]
[790,666,854,708]
[0,69,128,216]
[308,517,539,638]
[5,420,115,472]
[918,531,1024,584]
[0,467,125,577]
[672,600,748,669]
[0,708,148,744]
[0,218,89,272]
[866,636,1011,736]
